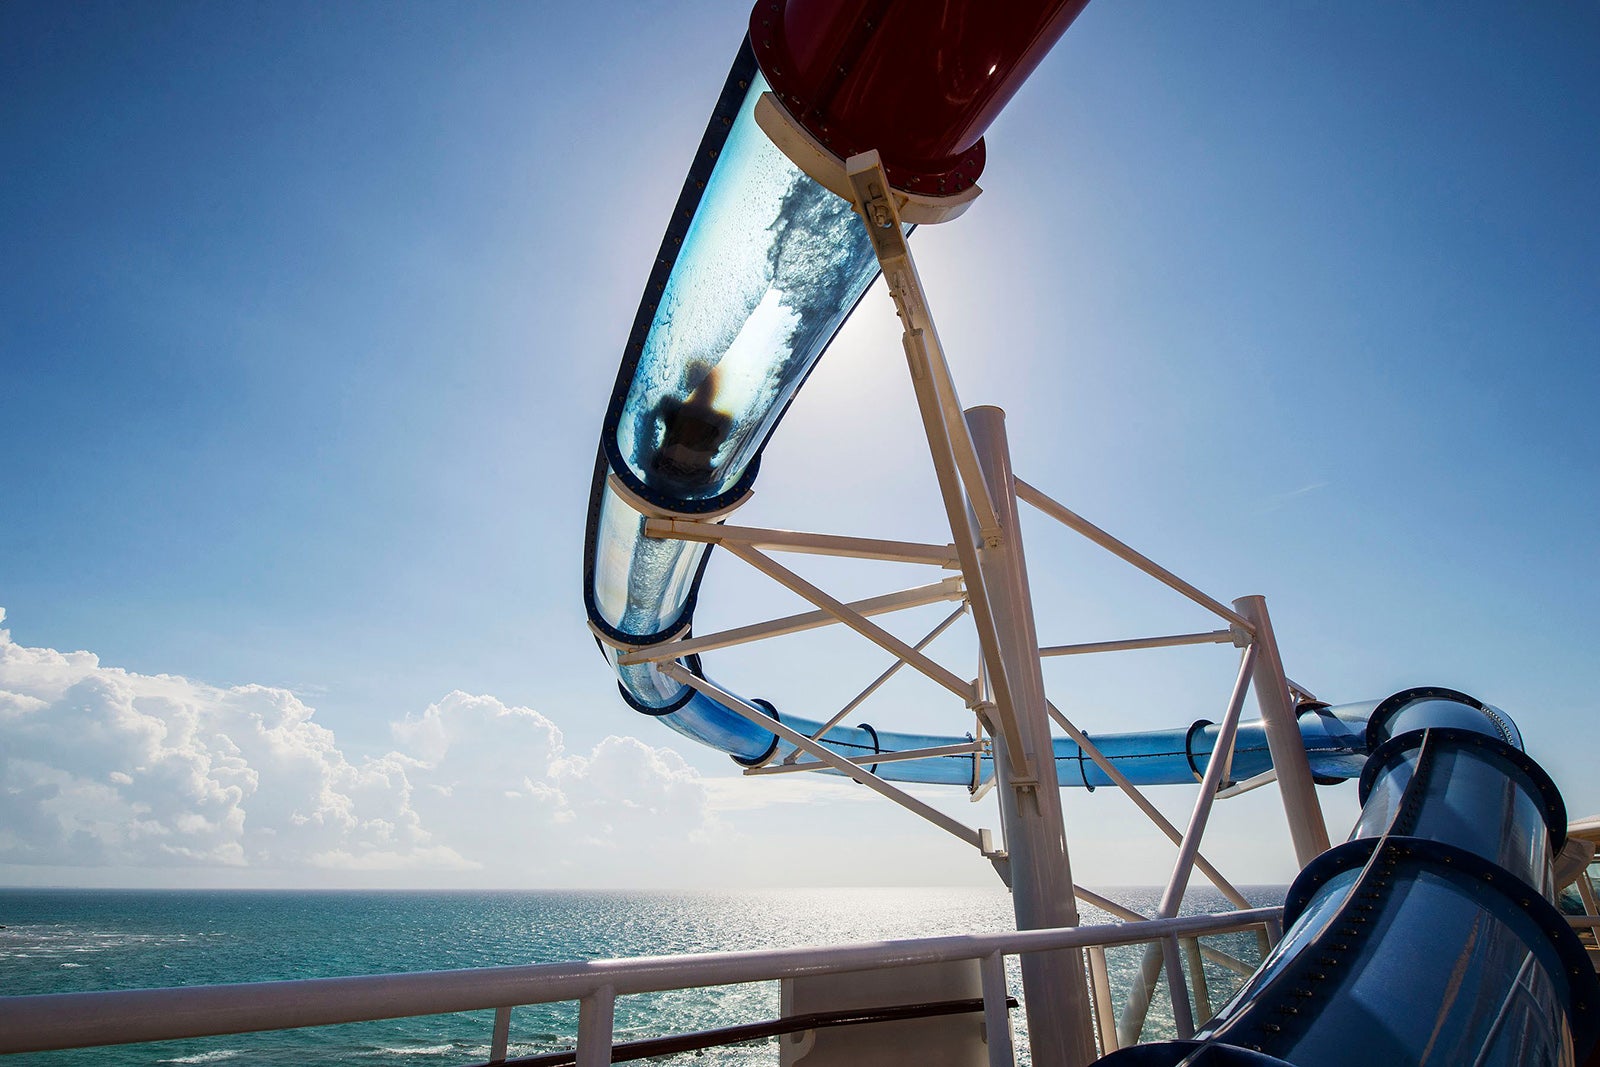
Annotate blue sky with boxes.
[1,1,1596,890]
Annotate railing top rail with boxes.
[0,907,1280,1055]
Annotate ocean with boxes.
[0,886,1284,1065]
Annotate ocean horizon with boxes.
[1,885,1284,1066]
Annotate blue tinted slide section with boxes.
[582,39,1372,788]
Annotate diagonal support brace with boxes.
[660,662,992,854]
[721,542,975,703]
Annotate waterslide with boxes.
[584,4,1600,1063]
[580,31,1377,792]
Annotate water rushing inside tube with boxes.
[592,480,706,640]
[614,72,882,504]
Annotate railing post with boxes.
[576,986,615,1067]
[968,406,1097,1067]
[1182,937,1212,1021]
[981,951,1018,1067]
[1087,946,1118,1055]
[1233,595,1330,867]
[489,1006,511,1064]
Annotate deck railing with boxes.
[0,907,1282,1066]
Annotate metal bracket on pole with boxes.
[754,92,981,226]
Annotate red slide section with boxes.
[750,0,1091,194]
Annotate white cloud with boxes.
[701,773,874,812]
[0,608,1320,891]
[0,609,718,884]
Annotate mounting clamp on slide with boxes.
[753,93,980,225]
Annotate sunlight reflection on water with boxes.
[1,886,1283,1066]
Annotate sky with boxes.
[1,1,1596,894]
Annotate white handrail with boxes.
[0,908,1281,1057]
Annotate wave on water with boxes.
[1,926,207,961]
[157,1051,242,1064]
[368,1046,461,1057]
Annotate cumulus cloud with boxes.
[0,609,716,882]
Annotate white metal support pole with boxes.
[968,405,1097,1067]
[1233,596,1330,867]
[1163,934,1194,1038]
[1153,644,1255,1039]
[1045,700,1251,911]
[1119,646,1256,1046]
[843,151,1032,775]
[1014,479,1255,634]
